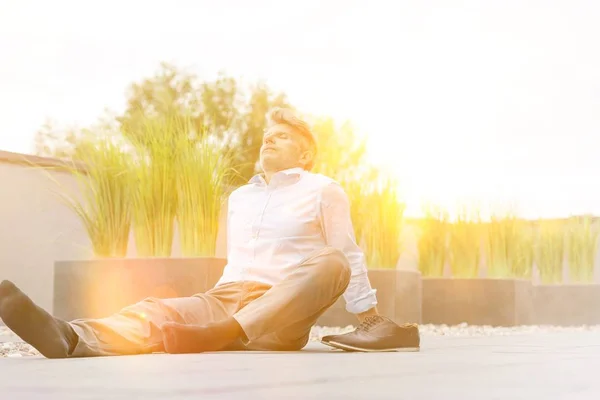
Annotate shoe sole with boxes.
[321,340,420,353]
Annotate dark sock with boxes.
[0,280,78,359]
[161,318,243,354]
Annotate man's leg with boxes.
[0,279,241,358]
[161,246,351,353]
[69,292,232,357]
[0,280,78,359]
[238,246,351,351]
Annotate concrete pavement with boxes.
[1,332,599,399]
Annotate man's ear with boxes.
[300,150,313,167]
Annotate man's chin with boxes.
[260,158,281,169]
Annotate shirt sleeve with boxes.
[319,181,378,314]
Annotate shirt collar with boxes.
[249,167,304,185]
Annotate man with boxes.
[0,107,419,359]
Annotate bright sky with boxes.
[1,0,599,219]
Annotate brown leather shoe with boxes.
[320,315,420,352]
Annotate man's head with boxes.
[259,107,317,175]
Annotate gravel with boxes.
[0,341,40,357]
[2,324,600,358]
[310,323,600,340]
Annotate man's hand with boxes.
[356,306,379,323]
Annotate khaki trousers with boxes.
[69,247,351,357]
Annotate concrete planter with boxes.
[53,257,227,321]
[422,278,533,326]
[531,284,600,326]
[316,269,422,327]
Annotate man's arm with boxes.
[319,181,379,323]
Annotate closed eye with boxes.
[264,132,288,143]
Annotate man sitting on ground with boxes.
[0,107,419,358]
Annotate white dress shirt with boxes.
[216,167,378,314]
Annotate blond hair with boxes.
[266,107,317,170]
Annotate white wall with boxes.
[0,157,92,313]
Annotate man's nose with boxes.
[265,136,275,144]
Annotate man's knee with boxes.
[313,247,351,283]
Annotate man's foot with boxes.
[320,316,420,352]
[0,280,78,358]
[161,317,243,354]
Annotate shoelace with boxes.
[356,315,385,332]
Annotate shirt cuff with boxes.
[344,288,378,314]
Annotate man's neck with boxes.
[263,171,274,184]
[262,166,302,184]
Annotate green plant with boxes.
[448,207,482,278]
[339,166,380,247]
[511,221,534,278]
[485,211,534,278]
[40,138,133,258]
[417,205,449,277]
[566,216,599,283]
[534,219,565,284]
[175,133,239,256]
[361,176,406,268]
[125,115,182,257]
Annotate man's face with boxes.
[259,123,308,173]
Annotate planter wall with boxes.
[316,269,422,327]
[53,256,600,327]
[422,278,534,326]
[53,257,227,321]
[531,284,600,326]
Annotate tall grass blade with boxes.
[535,219,565,284]
[175,131,240,256]
[566,215,599,283]
[448,206,481,278]
[29,139,133,258]
[361,176,405,268]
[417,205,449,277]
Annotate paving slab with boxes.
[0,332,599,399]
